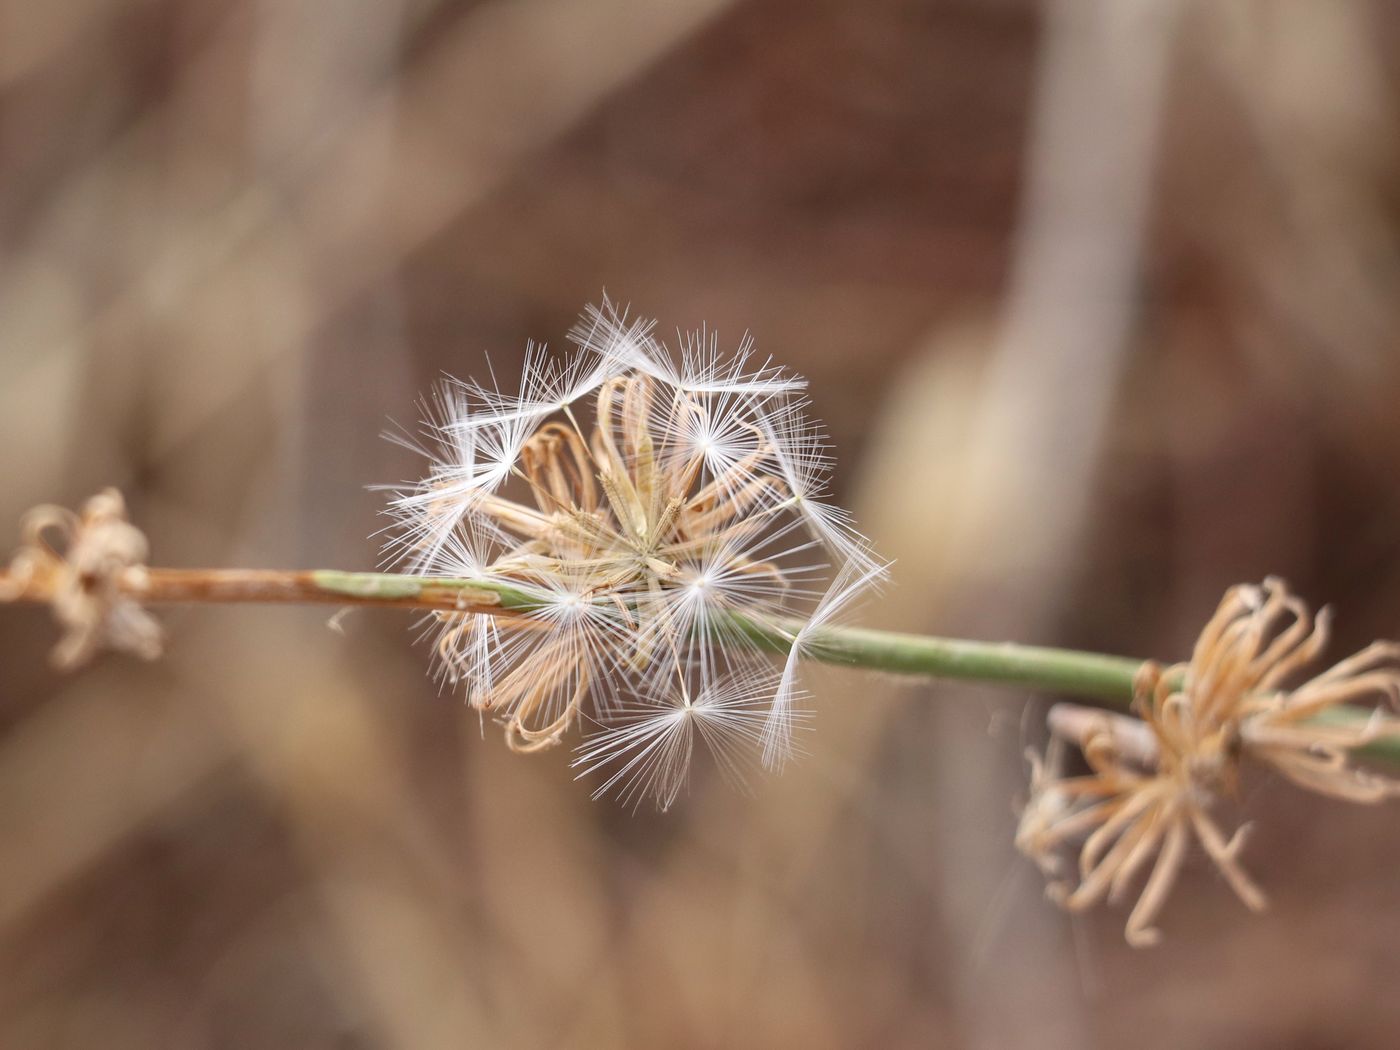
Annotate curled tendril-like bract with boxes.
[1019,578,1400,946]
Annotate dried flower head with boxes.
[1226,587,1400,803]
[1016,677,1267,948]
[1018,577,1400,946]
[385,300,885,807]
[0,488,163,669]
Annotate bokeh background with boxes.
[2,0,1400,1046]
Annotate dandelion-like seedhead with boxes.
[384,300,886,808]
[1018,578,1400,946]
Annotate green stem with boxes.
[729,618,1142,702]
[310,571,1139,699]
[308,571,1399,765]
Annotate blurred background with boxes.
[2,0,1400,1046]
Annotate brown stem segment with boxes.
[0,567,514,614]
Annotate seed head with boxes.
[385,300,886,807]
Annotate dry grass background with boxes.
[1,1,1400,1046]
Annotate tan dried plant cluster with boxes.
[0,488,162,670]
[1018,578,1400,946]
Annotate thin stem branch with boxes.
[731,618,1142,701]
[3,565,1396,763]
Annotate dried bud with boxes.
[2,489,162,669]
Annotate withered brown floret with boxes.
[0,488,162,669]
[1020,578,1400,946]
